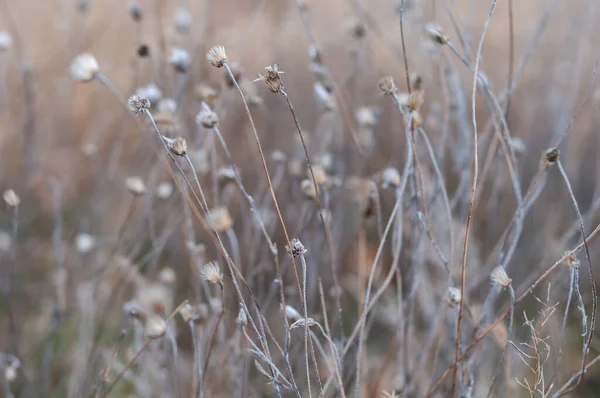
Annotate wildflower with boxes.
[200,261,222,284]
[125,177,146,196]
[168,47,191,73]
[378,76,397,95]
[490,266,512,288]
[207,207,233,232]
[127,94,151,114]
[70,53,99,82]
[254,64,284,93]
[236,307,248,327]
[563,251,580,268]
[3,189,20,207]
[286,238,307,258]
[196,102,219,128]
[206,45,227,68]
[163,136,187,156]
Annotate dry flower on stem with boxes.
[3,190,20,207]
[70,53,99,82]
[200,261,223,286]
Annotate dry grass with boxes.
[1,0,600,397]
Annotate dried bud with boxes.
[196,102,219,128]
[301,179,318,200]
[206,45,227,68]
[236,307,248,327]
[411,74,423,91]
[137,283,173,315]
[137,44,150,58]
[70,53,99,82]
[126,177,146,196]
[159,267,177,285]
[490,266,512,288]
[446,287,461,307]
[356,106,379,128]
[285,305,302,320]
[164,136,187,156]
[381,167,401,189]
[156,181,174,200]
[0,31,13,52]
[178,303,194,322]
[407,90,424,111]
[378,76,397,95]
[174,8,192,33]
[255,64,284,93]
[145,315,167,339]
[545,148,559,164]
[200,261,222,284]
[290,318,317,330]
[309,165,327,184]
[563,251,580,268]
[129,3,142,21]
[127,94,151,114]
[286,238,307,258]
[75,233,96,254]
[168,47,191,73]
[207,207,233,232]
[136,83,162,104]
[3,189,20,207]
[426,23,449,45]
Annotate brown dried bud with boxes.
[286,238,307,257]
[562,251,580,268]
[196,102,219,128]
[164,136,187,156]
[255,64,284,93]
[378,76,397,95]
[426,23,449,45]
[127,94,151,114]
[545,148,559,164]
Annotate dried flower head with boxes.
[158,98,177,116]
[178,303,194,323]
[164,136,187,156]
[378,76,397,95]
[290,317,317,330]
[145,315,167,339]
[563,251,580,268]
[381,167,401,189]
[159,267,177,285]
[126,177,146,196]
[174,8,192,33]
[356,106,380,128]
[168,47,191,73]
[194,84,218,105]
[0,31,13,52]
[236,307,248,327]
[255,64,284,93]
[285,305,302,320]
[75,233,96,254]
[137,283,173,315]
[490,266,512,288]
[545,148,559,164]
[127,94,151,114]
[70,53,99,82]
[200,261,222,284]
[407,90,424,111]
[309,165,327,184]
[301,179,318,200]
[446,286,461,307]
[286,238,307,257]
[206,45,227,67]
[207,207,233,232]
[156,181,174,200]
[129,2,142,21]
[425,23,449,45]
[136,83,162,104]
[196,102,219,128]
[3,189,20,207]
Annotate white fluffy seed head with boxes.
[3,189,20,207]
[206,45,227,67]
[126,177,146,196]
[75,233,96,254]
[127,94,151,114]
[159,267,177,285]
[490,266,512,288]
[200,261,222,284]
[236,307,248,327]
[446,287,461,307]
[168,47,191,73]
[156,181,174,200]
[0,31,13,52]
[70,53,99,82]
[145,315,167,339]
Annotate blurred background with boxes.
[1,0,600,396]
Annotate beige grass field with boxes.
[1,0,600,396]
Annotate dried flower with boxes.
[254,64,284,93]
[236,307,248,327]
[381,167,401,189]
[356,106,379,128]
[127,94,151,114]
[545,148,559,164]
[563,251,580,268]
[159,267,177,285]
[164,136,187,156]
[129,2,142,21]
[156,181,174,200]
[126,177,146,196]
[123,300,143,318]
[174,8,192,33]
[207,207,233,232]
[70,53,99,82]
[309,165,327,184]
[200,261,222,284]
[407,90,424,111]
[490,266,512,288]
[75,233,96,254]
[290,318,317,330]
[301,179,318,200]
[0,31,13,52]
[158,98,177,116]
[168,47,191,73]
[194,84,218,105]
[285,305,302,320]
[446,287,461,307]
[206,45,227,68]
[145,315,167,339]
[136,83,162,104]
[3,189,20,207]
[286,238,307,257]
[378,76,397,95]
[426,23,449,45]
[196,102,219,128]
